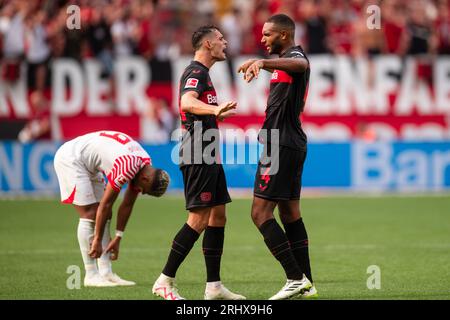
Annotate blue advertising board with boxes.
[1,141,449,194]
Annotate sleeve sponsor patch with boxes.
[185,78,199,88]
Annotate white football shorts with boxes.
[54,142,105,206]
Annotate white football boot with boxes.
[84,273,118,287]
[204,282,246,300]
[102,273,136,286]
[299,285,318,299]
[268,275,312,300]
[152,274,186,300]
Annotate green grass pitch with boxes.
[0,195,449,300]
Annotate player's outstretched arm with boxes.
[215,101,237,118]
[239,58,308,83]
[181,91,236,117]
[88,184,119,259]
[105,187,139,260]
[260,57,308,73]
[218,109,237,121]
[238,59,274,75]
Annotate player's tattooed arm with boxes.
[181,91,236,117]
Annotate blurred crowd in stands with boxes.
[0,0,449,142]
[1,0,449,66]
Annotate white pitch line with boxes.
[2,243,450,256]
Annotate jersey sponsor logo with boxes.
[271,70,293,84]
[200,192,212,202]
[207,94,217,104]
[200,90,218,105]
[185,78,199,88]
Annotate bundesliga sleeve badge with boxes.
[185,78,199,88]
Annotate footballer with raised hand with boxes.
[238,14,316,300]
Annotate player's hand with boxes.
[105,236,121,261]
[215,101,237,118]
[243,60,264,83]
[88,237,103,259]
[237,59,257,75]
[218,109,237,121]
[238,59,264,82]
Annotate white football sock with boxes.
[77,218,98,277]
[98,219,113,276]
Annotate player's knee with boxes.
[210,214,226,226]
[251,209,268,227]
[279,210,299,224]
[75,203,97,220]
[84,208,97,221]
[191,218,209,233]
[188,208,211,232]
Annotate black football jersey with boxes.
[260,46,310,150]
[178,61,219,166]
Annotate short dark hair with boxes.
[191,25,220,51]
[267,14,295,32]
[150,169,170,197]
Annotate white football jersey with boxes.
[67,131,151,191]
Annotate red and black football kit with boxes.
[179,61,231,210]
[254,46,310,201]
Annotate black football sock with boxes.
[162,223,200,278]
[283,218,313,283]
[258,218,303,280]
[202,226,225,282]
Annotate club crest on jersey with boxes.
[185,78,199,88]
[200,192,212,202]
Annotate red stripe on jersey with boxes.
[180,109,187,121]
[107,155,151,192]
[178,86,187,121]
[270,70,292,84]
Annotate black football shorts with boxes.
[181,164,231,210]
[254,145,307,201]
